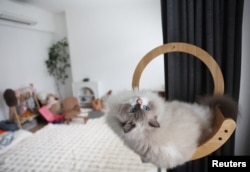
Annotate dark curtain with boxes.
[161,0,244,172]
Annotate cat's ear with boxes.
[122,121,136,133]
[148,118,160,128]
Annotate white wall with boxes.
[65,1,164,97]
[235,0,250,155]
[0,0,67,120]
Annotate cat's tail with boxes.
[197,95,239,121]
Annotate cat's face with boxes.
[108,90,163,133]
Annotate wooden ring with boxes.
[132,42,224,95]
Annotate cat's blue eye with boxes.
[129,107,136,113]
[143,105,151,111]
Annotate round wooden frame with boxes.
[132,42,236,160]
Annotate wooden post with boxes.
[9,107,22,129]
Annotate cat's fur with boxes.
[105,89,238,169]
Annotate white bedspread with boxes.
[0,116,155,172]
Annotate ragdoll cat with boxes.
[105,89,238,169]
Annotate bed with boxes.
[0,115,155,172]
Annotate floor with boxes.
[29,123,47,133]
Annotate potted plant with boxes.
[45,38,70,98]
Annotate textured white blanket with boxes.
[0,116,154,172]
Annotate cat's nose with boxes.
[136,98,142,104]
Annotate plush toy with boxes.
[62,97,81,124]
[37,92,63,115]
[91,99,103,110]
[45,94,62,115]
[36,91,48,105]
[91,90,112,110]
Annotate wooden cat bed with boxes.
[132,42,236,160]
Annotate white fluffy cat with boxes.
[105,89,238,169]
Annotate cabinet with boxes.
[72,81,99,108]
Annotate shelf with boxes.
[8,85,41,129]
[72,81,99,108]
